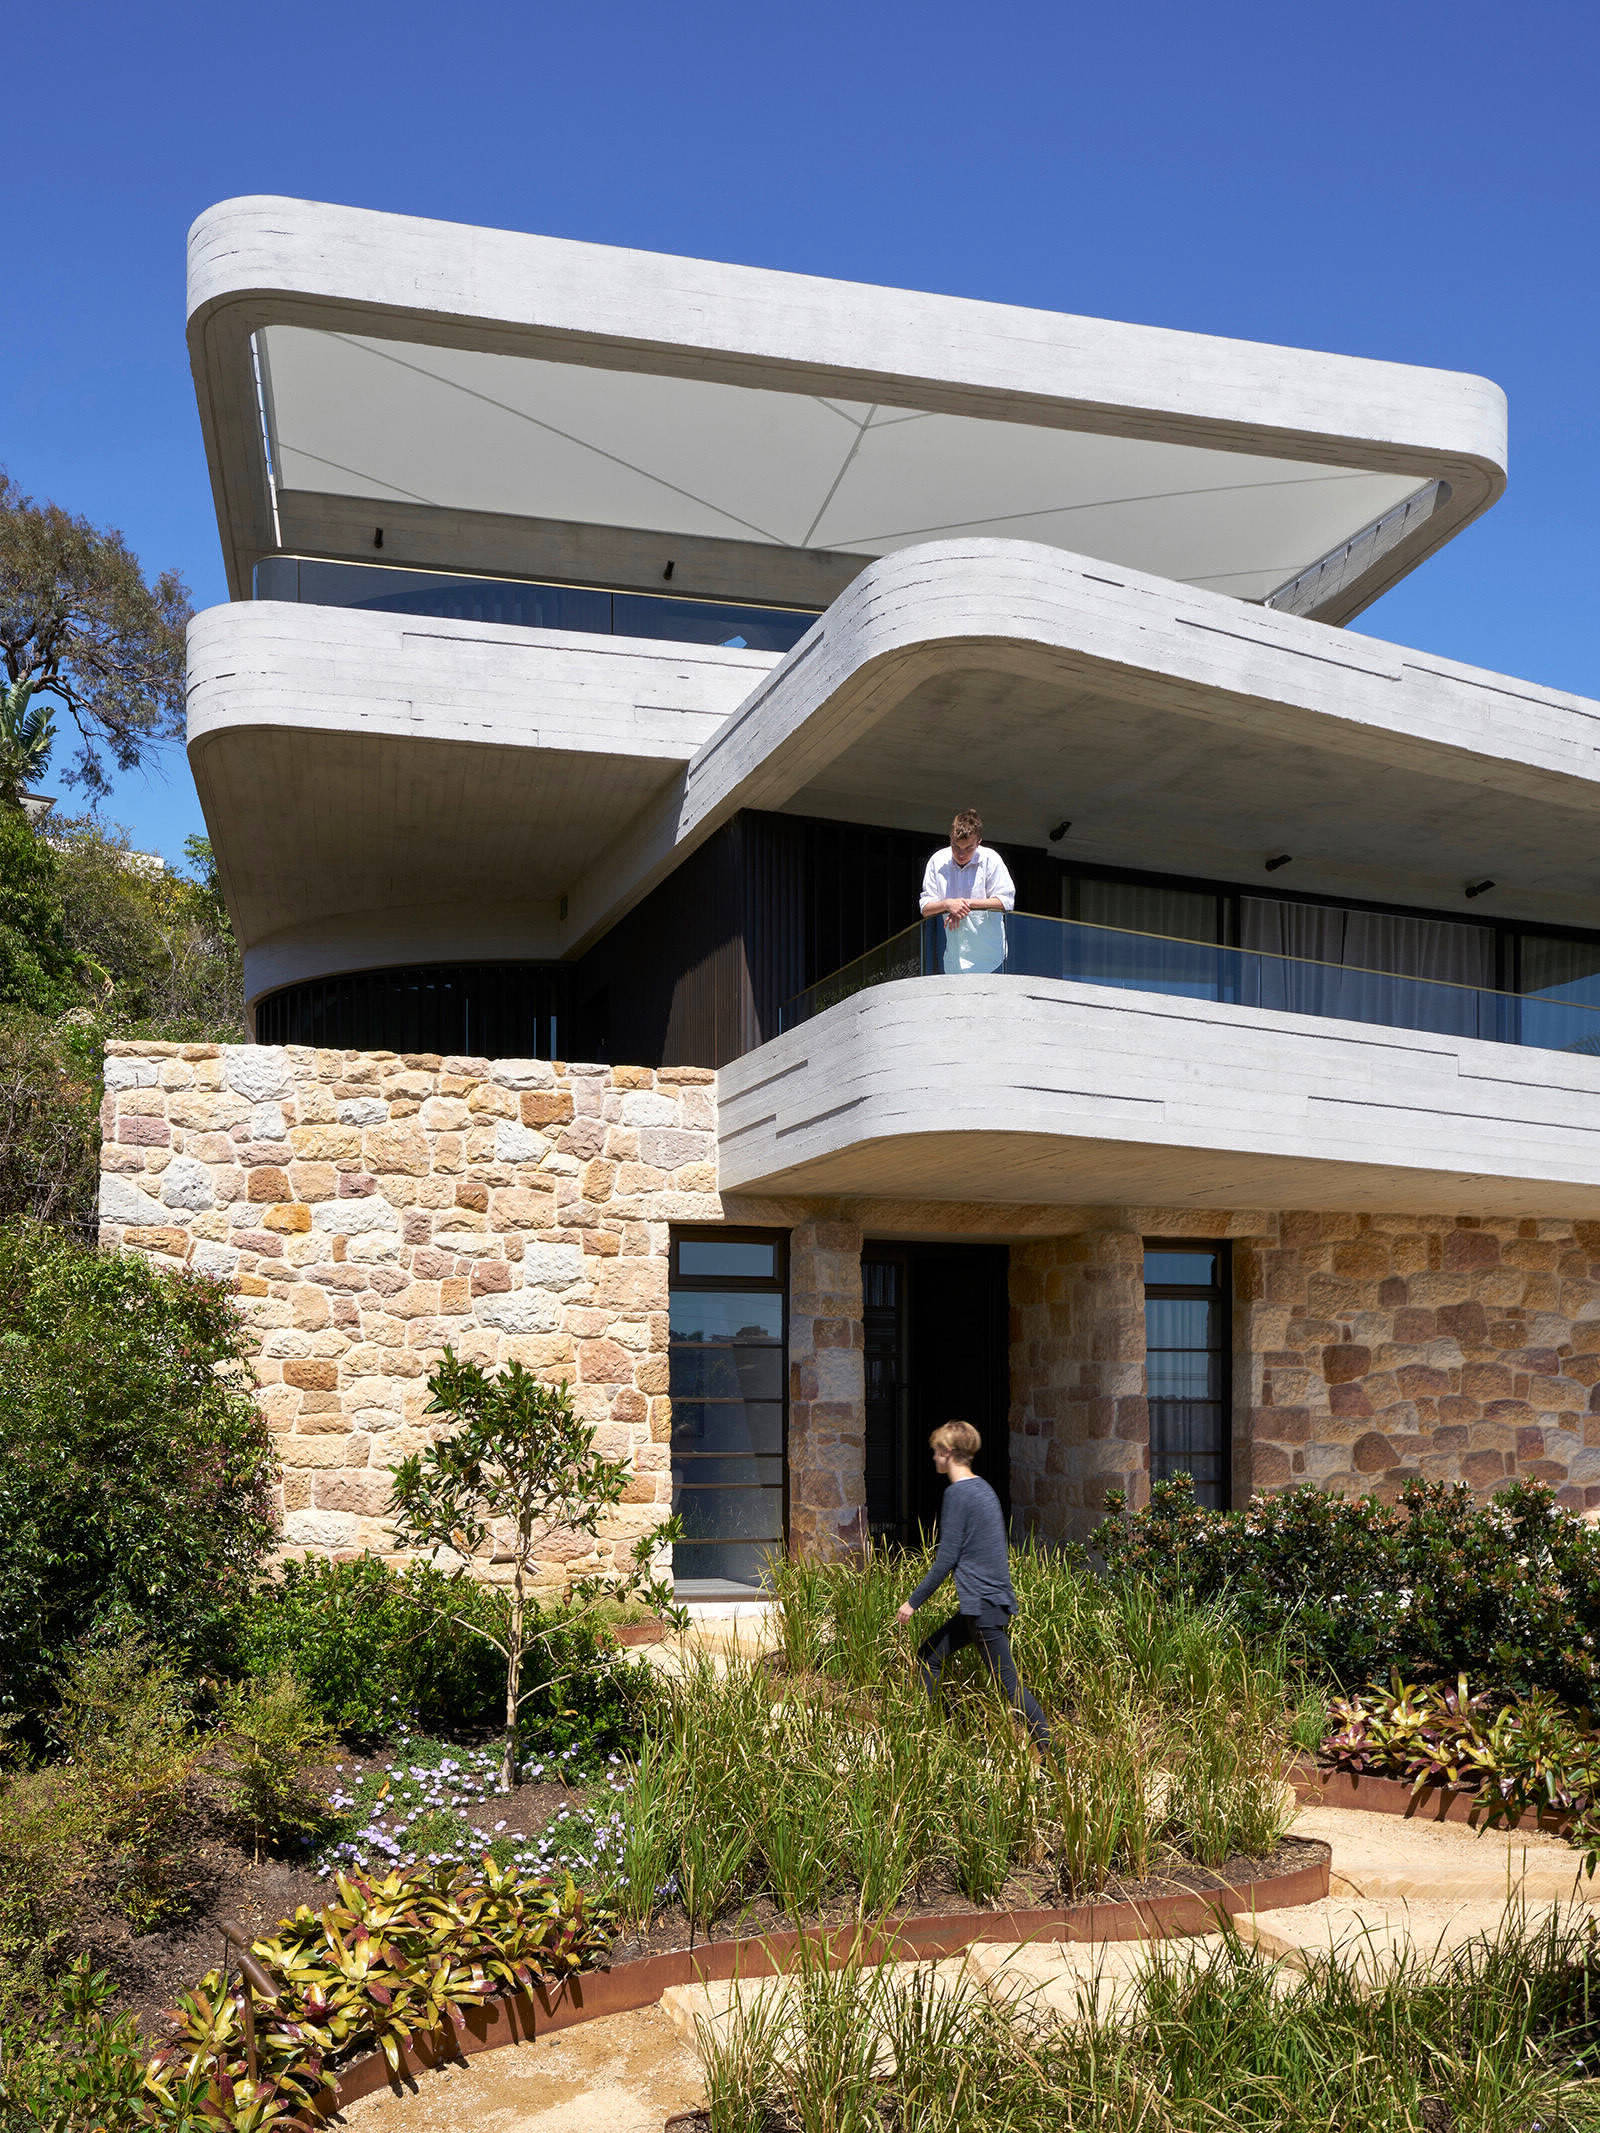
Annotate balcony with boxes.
[715,914,1600,1217]
[780,913,1600,1055]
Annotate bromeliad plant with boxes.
[390,1351,683,1789]
[142,1856,613,2127]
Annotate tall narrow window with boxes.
[669,1231,787,1589]
[1143,1244,1231,1508]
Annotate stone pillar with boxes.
[786,1213,867,1559]
[1009,1225,1147,1542]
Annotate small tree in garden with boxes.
[390,1349,683,1788]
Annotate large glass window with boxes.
[1143,1244,1231,1508]
[253,556,818,654]
[669,1230,788,1588]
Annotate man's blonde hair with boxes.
[951,808,983,842]
[930,1419,982,1460]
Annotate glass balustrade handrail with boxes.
[776,911,1600,1059]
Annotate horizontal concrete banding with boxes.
[185,601,777,995]
[716,975,1600,1216]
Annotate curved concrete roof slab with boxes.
[718,977,1600,1217]
[188,196,1505,621]
[567,540,1600,950]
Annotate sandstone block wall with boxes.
[98,1043,719,1579]
[787,1216,867,1560]
[100,1046,1600,1569]
[1240,1213,1600,1513]
[1011,1208,1600,1542]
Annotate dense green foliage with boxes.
[0,815,244,1229]
[0,1221,277,1721]
[0,1862,613,2133]
[698,1917,1600,2133]
[1327,1672,1600,1861]
[0,806,77,1013]
[237,1552,648,1761]
[1093,1474,1600,1706]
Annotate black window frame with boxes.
[1142,1239,1233,1510]
[668,1226,790,1585]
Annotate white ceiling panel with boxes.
[261,323,1431,601]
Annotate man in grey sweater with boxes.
[895,1420,1051,1748]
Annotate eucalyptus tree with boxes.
[0,470,190,797]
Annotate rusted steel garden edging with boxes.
[1293,1763,1573,1835]
[329,1845,1331,2110]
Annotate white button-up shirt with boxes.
[919,844,1016,974]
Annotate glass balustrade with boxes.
[777,910,1600,1057]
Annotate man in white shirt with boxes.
[919,809,1016,975]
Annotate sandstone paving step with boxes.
[964,1932,1235,2025]
[337,1999,704,2133]
[1292,1802,1598,1904]
[1235,1896,1583,1977]
[659,1955,977,2064]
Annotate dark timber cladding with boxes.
[573,809,1067,1068]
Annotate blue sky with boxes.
[5,0,1596,866]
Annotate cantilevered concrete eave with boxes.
[185,195,1507,615]
[717,977,1600,1218]
[561,539,1600,955]
[184,600,780,1002]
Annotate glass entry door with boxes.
[668,1231,787,1588]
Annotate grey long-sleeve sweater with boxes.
[907,1476,1017,1620]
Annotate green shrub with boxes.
[1326,1672,1600,1866]
[1092,1474,1600,1705]
[238,1553,648,1761]
[0,807,76,1015]
[0,1012,99,1228]
[0,1957,151,2133]
[0,1220,277,1723]
[50,1638,201,1932]
[215,1672,336,1863]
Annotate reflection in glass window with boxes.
[1144,1244,1230,1509]
[669,1231,787,1588]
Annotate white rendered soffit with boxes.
[560,539,1600,955]
[187,196,1507,618]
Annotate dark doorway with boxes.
[861,1242,1011,1546]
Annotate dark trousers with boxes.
[918,1612,1050,1748]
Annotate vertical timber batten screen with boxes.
[668,1229,789,1589]
[255,963,570,1057]
[1143,1242,1232,1509]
